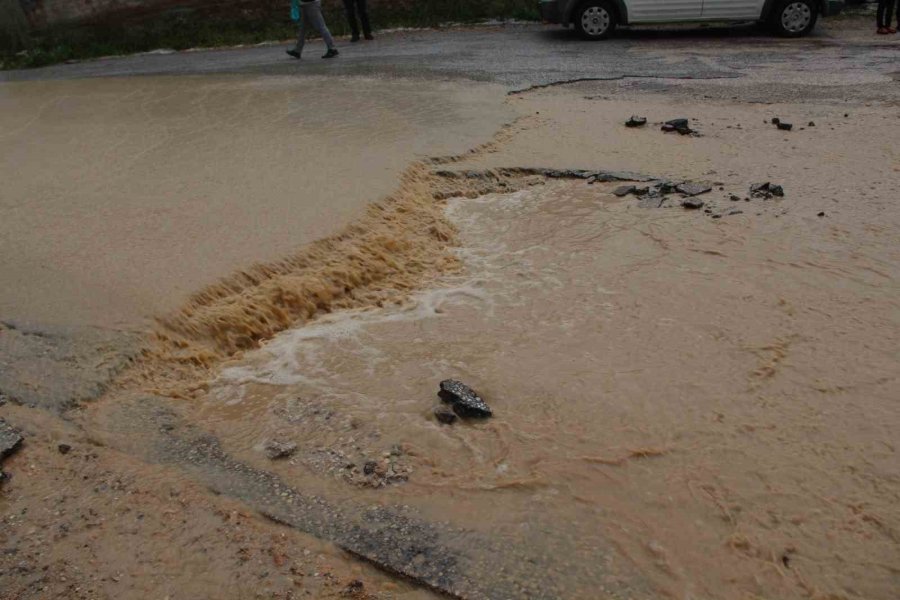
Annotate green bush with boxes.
[0,0,30,52]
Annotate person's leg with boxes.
[343,0,360,40]
[877,0,889,30]
[291,13,308,56]
[357,0,372,38]
[307,2,338,56]
[886,0,895,29]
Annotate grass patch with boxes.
[1,0,540,69]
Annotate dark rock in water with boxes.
[808,121,816,127]
[677,182,712,197]
[591,170,656,183]
[342,580,366,596]
[438,380,492,418]
[264,439,297,460]
[58,444,72,455]
[543,169,595,180]
[655,180,677,194]
[0,419,23,462]
[682,198,705,209]
[728,209,744,216]
[729,194,741,202]
[777,122,793,131]
[434,406,458,425]
[633,186,651,197]
[818,211,826,217]
[612,185,637,197]
[625,115,647,128]
[662,118,689,131]
[750,182,785,199]
[363,461,377,475]
[772,117,781,125]
[661,118,693,135]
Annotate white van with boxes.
[539,0,845,38]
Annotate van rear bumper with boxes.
[539,0,563,23]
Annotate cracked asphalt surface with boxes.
[3,18,898,99]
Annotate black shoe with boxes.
[364,33,374,40]
[350,34,360,42]
[286,49,301,59]
[322,48,339,59]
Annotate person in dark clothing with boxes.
[876,0,897,34]
[343,0,373,42]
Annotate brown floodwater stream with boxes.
[188,178,900,599]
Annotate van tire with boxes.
[769,0,818,37]
[574,0,617,40]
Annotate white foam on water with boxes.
[212,282,491,399]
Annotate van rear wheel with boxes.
[574,0,617,40]
[770,0,818,37]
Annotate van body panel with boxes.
[627,0,703,22]
[700,0,767,19]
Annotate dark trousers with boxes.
[343,0,371,37]
[877,0,897,27]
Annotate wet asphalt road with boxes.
[2,19,898,98]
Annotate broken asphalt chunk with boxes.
[264,439,297,460]
[676,182,712,197]
[750,182,785,199]
[0,419,23,462]
[662,118,693,135]
[438,380,492,418]
[682,198,705,209]
[655,180,677,194]
[625,115,647,128]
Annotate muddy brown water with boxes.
[0,75,511,329]
[181,174,900,599]
[3,72,900,599]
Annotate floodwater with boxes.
[191,174,900,599]
[4,70,900,599]
[0,75,511,329]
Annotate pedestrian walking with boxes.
[287,0,339,59]
[876,0,897,34]
[343,0,373,42]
